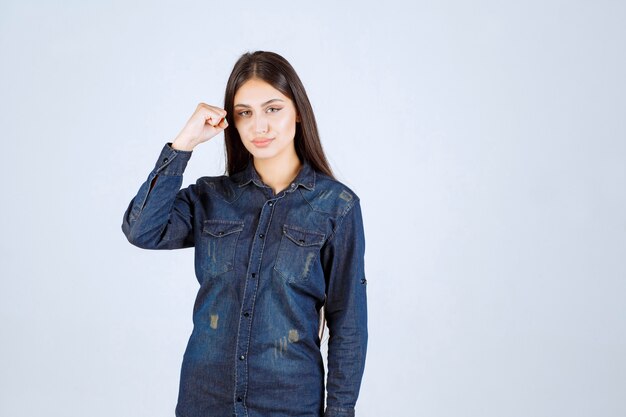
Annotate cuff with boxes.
[152,142,193,175]
[324,406,355,417]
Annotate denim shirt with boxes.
[121,142,368,417]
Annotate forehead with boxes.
[234,78,290,105]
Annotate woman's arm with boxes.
[121,142,196,250]
[121,103,228,249]
[321,199,368,417]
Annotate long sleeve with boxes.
[121,142,196,250]
[320,198,368,417]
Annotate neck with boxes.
[253,152,302,195]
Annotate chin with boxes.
[249,151,279,161]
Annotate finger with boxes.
[211,112,229,126]
[198,103,226,126]
[208,106,227,121]
[205,112,222,127]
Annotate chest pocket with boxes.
[202,219,244,278]
[274,224,326,283]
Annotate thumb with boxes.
[212,115,228,129]
[206,113,228,127]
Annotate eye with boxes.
[237,110,251,117]
[267,107,281,113]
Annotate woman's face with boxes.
[233,78,300,162]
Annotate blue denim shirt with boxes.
[121,142,368,417]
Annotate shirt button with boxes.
[237,396,242,402]
[243,312,250,317]
[252,273,256,277]
[239,355,245,360]
[268,201,273,206]
[163,157,168,163]
[259,233,264,238]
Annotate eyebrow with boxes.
[234,98,285,108]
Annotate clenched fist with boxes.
[171,103,228,151]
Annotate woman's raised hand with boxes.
[171,103,229,151]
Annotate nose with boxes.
[254,113,268,134]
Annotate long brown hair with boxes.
[223,51,335,179]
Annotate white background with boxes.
[1,1,625,416]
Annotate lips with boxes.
[252,137,273,143]
[252,138,274,147]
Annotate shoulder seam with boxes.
[323,196,360,247]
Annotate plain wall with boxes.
[1,1,625,416]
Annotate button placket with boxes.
[234,195,278,413]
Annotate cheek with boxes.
[276,114,297,131]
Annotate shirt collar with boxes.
[237,157,316,191]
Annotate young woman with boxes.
[121,50,368,417]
